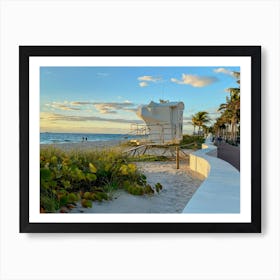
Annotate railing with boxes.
[130,122,181,144]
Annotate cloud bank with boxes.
[137,75,161,87]
[46,101,137,114]
[40,112,142,124]
[213,68,239,78]
[46,102,81,111]
[92,102,136,114]
[171,74,217,87]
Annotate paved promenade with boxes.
[217,142,240,171]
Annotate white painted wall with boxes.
[183,139,240,213]
[0,1,279,280]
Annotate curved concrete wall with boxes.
[183,138,240,213]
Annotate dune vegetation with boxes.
[180,135,205,150]
[40,146,163,213]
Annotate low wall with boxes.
[183,138,240,213]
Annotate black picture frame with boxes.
[20,46,261,233]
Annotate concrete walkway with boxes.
[217,142,240,171]
[183,139,240,213]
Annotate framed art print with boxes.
[19,46,261,233]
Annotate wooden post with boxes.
[176,146,179,169]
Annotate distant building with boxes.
[136,101,184,144]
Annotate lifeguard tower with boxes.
[136,101,184,144]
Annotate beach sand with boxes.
[40,139,126,152]
[41,141,205,213]
[70,160,204,214]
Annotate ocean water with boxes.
[40,132,138,144]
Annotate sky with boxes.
[40,66,240,134]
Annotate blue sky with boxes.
[40,66,240,134]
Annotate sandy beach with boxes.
[70,160,204,213]
[41,141,204,213]
[40,139,127,152]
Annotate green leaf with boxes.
[61,179,71,189]
[40,168,52,181]
[67,192,78,203]
[81,199,92,208]
[41,180,50,190]
[50,156,57,165]
[83,192,91,199]
[59,195,68,207]
[89,163,97,173]
[86,173,97,182]
[49,180,57,188]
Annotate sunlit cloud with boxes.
[46,102,81,111]
[213,68,239,79]
[47,101,138,114]
[138,76,161,82]
[171,74,217,87]
[92,101,137,114]
[94,104,117,114]
[70,101,92,106]
[214,68,232,75]
[138,75,162,87]
[40,112,142,124]
[139,81,148,87]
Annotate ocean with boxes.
[40,132,139,144]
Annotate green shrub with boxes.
[155,183,163,193]
[67,192,78,203]
[127,185,144,195]
[144,184,154,194]
[81,199,92,208]
[40,194,59,213]
[40,146,155,212]
[180,135,205,150]
[59,194,68,207]
[83,191,91,199]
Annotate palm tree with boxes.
[231,71,240,83]
[214,116,227,138]
[193,111,210,136]
[202,125,210,136]
[219,89,240,141]
[214,71,240,141]
[191,115,198,135]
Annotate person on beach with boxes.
[85,137,87,141]
[82,137,84,142]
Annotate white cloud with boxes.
[171,74,217,87]
[137,75,162,87]
[46,102,81,111]
[138,76,161,82]
[40,112,142,124]
[70,101,92,106]
[94,104,117,114]
[46,101,138,115]
[92,102,136,114]
[214,68,234,76]
[139,81,148,87]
